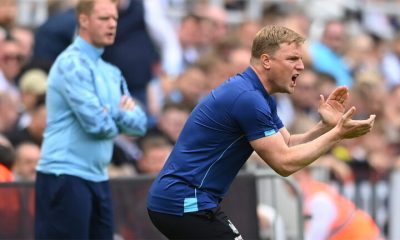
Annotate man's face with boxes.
[267,42,304,94]
[2,40,23,80]
[81,0,118,47]
[14,144,40,181]
[322,22,345,54]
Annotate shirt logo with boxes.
[264,129,277,136]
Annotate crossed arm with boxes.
[250,86,375,176]
[60,56,147,138]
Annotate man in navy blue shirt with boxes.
[147,25,376,239]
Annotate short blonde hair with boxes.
[76,0,118,17]
[251,25,305,59]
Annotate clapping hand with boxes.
[336,106,376,139]
[318,86,348,127]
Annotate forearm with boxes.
[282,129,341,175]
[288,121,332,146]
[111,106,147,136]
[261,127,341,177]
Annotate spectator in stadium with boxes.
[0,0,17,34]
[10,26,35,67]
[0,134,15,182]
[34,0,147,239]
[147,25,376,239]
[0,34,24,93]
[384,84,400,145]
[381,34,400,89]
[147,65,207,122]
[17,68,47,129]
[5,94,46,147]
[0,91,20,134]
[293,167,382,240]
[287,69,320,133]
[235,20,262,51]
[149,102,191,144]
[308,19,353,87]
[192,2,229,50]
[136,131,173,175]
[12,142,40,182]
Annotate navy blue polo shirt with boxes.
[147,67,284,215]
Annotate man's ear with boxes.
[260,54,271,70]
[79,14,89,29]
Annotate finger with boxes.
[127,101,135,110]
[342,106,356,121]
[120,95,128,105]
[328,86,348,101]
[355,114,376,125]
[125,97,136,110]
[344,91,349,101]
[347,118,374,126]
[319,94,325,107]
[338,92,349,104]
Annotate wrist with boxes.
[318,121,333,133]
[330,126,343,142]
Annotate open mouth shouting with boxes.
[291,74,300,86]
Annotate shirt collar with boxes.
[243,67,270,98]
[74,36,104,61]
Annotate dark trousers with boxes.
[148,207,243,240]
[35,172,114,239]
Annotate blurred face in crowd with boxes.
[193,3,228,46]
[78,0,118,47]
[322,21,346,54]
[229,48,251,74]
[384,86,400,129]
[0,92,20,132]
[138,144,172,174]
[13,143,40,181]
[179,15,202,48]
[159,108,189,142]
[290,69,318,110]
[177,67,207,105]
[393,36,400,56]
[265,42,304,94]
[30,104,47,143]
[237,21,261,50]
[0,0,17,29]
[2,39,24,81]
[11,27,34,64]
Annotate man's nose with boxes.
[296,59,305,71]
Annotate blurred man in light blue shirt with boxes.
[35,0,147,238]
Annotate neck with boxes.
[250,63,273,94]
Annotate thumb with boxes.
[369,114,376,125]
[369,114,376,121]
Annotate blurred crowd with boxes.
[0,0,400,236]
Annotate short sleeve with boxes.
[231,91,282,141]
[270,96,284,130]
